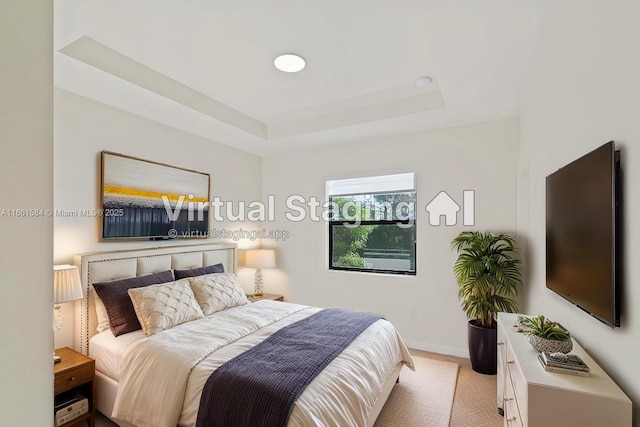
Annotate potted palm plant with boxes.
[451,231,522,374]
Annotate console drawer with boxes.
[497,321,507,412]
[506,341,528,425]
[503,372,524,427]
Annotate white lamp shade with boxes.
[53,265,83,304]
[245,249,276,269]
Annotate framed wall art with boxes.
[101,151,210,240]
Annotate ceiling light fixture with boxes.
[274,54,306,73]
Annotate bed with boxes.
[74,244,414,427]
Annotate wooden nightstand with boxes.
[248,293,284,302]
[54,347,95,427]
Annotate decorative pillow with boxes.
[174,263,225,279]
[188,273,249,316]
[92,270,174,337]
[128,279,204,336]
[92,287,110,333]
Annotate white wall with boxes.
[519,0,640,421]
[262,118,519,356]
[0,1,54,426]
[53,89,263,348]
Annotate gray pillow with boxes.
[174,263,224,279]
[93,270,174,336]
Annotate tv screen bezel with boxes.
[545,141,621,327]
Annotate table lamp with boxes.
[53,265,83,363]
[245,249,275,297]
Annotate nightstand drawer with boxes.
[54,362,94,394]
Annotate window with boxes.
[327,173,416,275]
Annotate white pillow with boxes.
[92,287,111,333]
[188,273,249,316]
[127,279,204,336]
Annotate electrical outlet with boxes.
[410,310,417,319]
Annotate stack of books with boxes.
[537,352,591,377]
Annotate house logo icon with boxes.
[425,190,475,226]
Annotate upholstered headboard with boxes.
[73,243,237,355]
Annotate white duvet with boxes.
[111,300,414,427]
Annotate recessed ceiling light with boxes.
[274,54,306,73]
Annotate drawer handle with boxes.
[503,397,514,402]
[498,342,505,345]
[507,416,517,423]
[68,377,75,382]
[507,360,515,364]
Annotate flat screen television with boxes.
[546,141,621,327]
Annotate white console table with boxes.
[497,313,631,427]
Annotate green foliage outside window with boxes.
[330,192,416,273]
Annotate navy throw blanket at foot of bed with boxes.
[195,308,382,427]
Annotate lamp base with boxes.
[253,267,264,297]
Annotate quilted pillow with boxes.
[188,273,249,316]
[93,270,174,336]
[127,279,204,336]
[174,263,224,279]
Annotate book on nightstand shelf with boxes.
[537,353,591,377]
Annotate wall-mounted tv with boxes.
[101,151,210,240]
[546,141,621,327]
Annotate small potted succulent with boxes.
[521,315,573,354]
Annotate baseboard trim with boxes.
[404,340,469,358]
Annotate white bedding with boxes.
[106,300,413,427]
[89,329,145,381]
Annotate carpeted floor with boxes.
[93,350,502,427]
